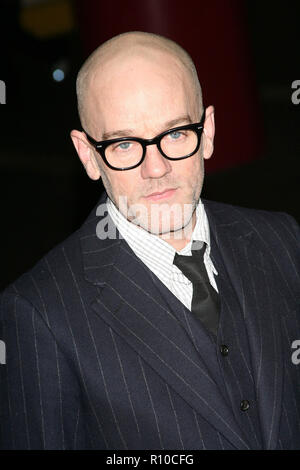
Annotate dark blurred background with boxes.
[0,0,299,290]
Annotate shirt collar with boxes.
[107,197,215,282]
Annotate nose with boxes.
[140,144,172,179]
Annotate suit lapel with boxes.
[205,201,285,450]
[80,203,250,450]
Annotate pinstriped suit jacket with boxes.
[1,197,300,450]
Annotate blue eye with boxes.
[170,131,182,140]
[118,142,131,150]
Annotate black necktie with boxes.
[173,243,220,337]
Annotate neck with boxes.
[159,212,196,251]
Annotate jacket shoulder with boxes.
[0,202,102,309]
[203,199,299,237]
[204,199,300,298]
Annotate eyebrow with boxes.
[101,115,193,140]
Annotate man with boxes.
[0,31,299,450]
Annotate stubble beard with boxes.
[101,163,203,240]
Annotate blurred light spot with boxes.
[52,68,65,82]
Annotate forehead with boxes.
[86,50,197,135]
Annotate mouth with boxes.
[144,188,177,202]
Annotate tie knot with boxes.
[173,243,207,283]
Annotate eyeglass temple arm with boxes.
[82,129,99,146]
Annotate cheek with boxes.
[177,155,202,187]
[105,172,138,204]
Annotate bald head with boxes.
[76,31,203,131]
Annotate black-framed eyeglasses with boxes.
[83,109,205,171]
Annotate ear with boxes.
[70,130,101,180]
[202,105,215,160]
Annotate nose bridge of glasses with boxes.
[138,132,163,160]
[140,137,172,177]
[142,132,161,148]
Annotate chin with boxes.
[135,211,195,238]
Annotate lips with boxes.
[145,188,177,201]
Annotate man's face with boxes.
[80,50,213,237]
